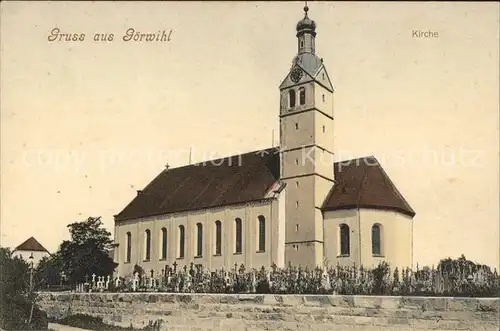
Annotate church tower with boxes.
[279,5,335,268]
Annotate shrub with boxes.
[0,248,48,330]
[50,257,499,297]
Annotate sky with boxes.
[1,1,499,269]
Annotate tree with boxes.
[57,216,117,285]
[438,254,492,274]
[0,247,48,330]
[34,254,63,290]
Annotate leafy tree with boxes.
[34,254,63,289]
[57,216,117,285]
[0,247,48,330]
[438,254,492,274]
[0,247,30,298]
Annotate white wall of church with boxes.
[283,176,316,242]
[12,250,50,268]
[313,79,334,118]
[281,112,315,149]
[312,147,334,180]
[314,174,334,207]
[358,209,413,270]
[323,209,361,267]
[323,209,413,270]
[114,199,284,277]
[279,82,316,115]
[314,115,334,154]
[285,241,323,268]
[281,148,315,178]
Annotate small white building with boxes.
[12,236,50,267]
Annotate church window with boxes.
[296,201,299,208]
[288,90,296,108]
[322,125,325,133]
[196,223,203,257]
[235,218,242,254]
[296,181,299,188]
[258,215,266,252]
[178,225,185,259]
[339,224,350,256]
[295,224,299,232]
[372,224,382,256]
[144,229,151,261]
[299,87,306,105]
[322,73,325,80]
[300,40,304,48]
[160,227,167,260]
[215,221,222,255]
[126,232,131,263]
[322,94,325,102]
[295,158,299,165]
[295,122,299,130]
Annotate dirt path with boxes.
[48,323,92,331]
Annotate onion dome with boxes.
[296,5,316,35]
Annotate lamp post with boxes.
[29,253,34,292]
[60,271,66,288]
[27,253,35,326]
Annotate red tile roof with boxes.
[322,156,415,217]
[115,149,415,222]
[115,148,280,221]
[14,237,49,253]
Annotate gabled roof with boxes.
[115,150,415,222]
[279,60,333,92]
[279,63,315,90]
[14,237,49,253]
[115,148,280,222]
[322,156,416,217]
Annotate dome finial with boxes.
[296,1,316,34]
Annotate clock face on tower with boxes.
[290,67,303,83]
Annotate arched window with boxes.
[372,224,382,256]
[339,224,350,256]
[258,215,266,252]
[299,87,306,105]
[178,225,185,259]
[126,232,131,263]
[235,218,242,254]
[144,229,151,261]
[288,90,296,108]
[196,223,203,257]
[215,221,222,255]
[160,227,167,260]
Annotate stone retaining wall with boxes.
[37,293,499,331]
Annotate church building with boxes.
[113,6,415,277]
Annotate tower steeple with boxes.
[296,4,316,54]
[278,3,335,269]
